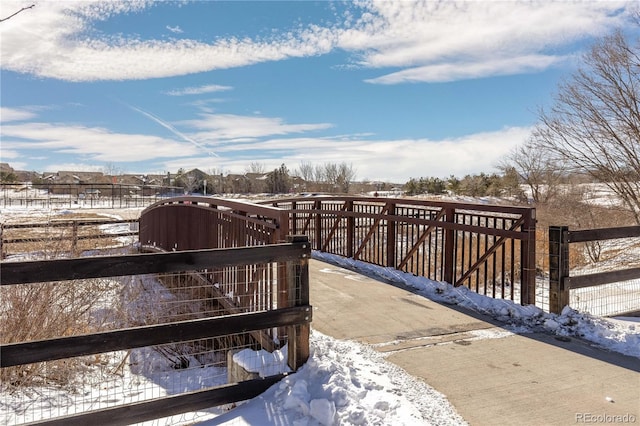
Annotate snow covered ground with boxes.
[1,203,639,426]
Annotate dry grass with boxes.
[2,212,132,258]
[1,214,132,390]
[0,278,122,390]
[535,194,637,269]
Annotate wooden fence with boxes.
[1,237,311,425]
[549,225,640,315]
[1,219,137,258]
[263,197,537,305]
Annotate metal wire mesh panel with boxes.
[569,236,640,316]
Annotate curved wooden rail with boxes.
[139,196,290,251]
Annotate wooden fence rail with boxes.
[1,219,137,258]
[549,225,640,314]
[0,237,311,425]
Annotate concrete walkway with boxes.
[309,259,640,426]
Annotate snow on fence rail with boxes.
[549,225,640,316]
[0,238,311,425]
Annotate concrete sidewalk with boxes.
[309,259,640,426]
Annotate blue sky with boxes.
[1,1,637,182]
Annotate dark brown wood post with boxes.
[0,223,4,259]
[443,207,455,284]
[276,208,293,343]
[520,208,537,306]
[210,204,219,249]
[386,202,396,267]
[346,200,354,258]
[549,225,569,314]
[286,235,311,371]
[276,209,290,244]
[72,220,78,256]
[314,199,322,251]
[291,201,297,235]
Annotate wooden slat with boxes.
[1,242,310,285]
[566,267,640,289]
[261,195,534,216]
[1,220,135,229]
[290,208,529,240]
[3,232,138,244]
[33,375,286,426]
[567,226,640,243]
[1,306,312,367]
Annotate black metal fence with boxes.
[1,183,184,209]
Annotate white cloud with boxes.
[365,54,566,85]
[127,105,218,156]
[180,114,333,141]
[2,122,202,163]
[164,84,233,96]
[161,126,533,182]
[42,162,105,173]
[1,107,37,122]
[1,1,631,83]
[0,149,20,159]
[4,161,27,170]
[339,1,631,83]
[0,1,336,81]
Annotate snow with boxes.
[1,203,639,426]
[233,346,290,379]
[206,331,465,426]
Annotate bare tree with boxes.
[532,30,640,222]
[314,164,326,190]
[499,139,564,204]
[336,162,357,193]
[324,163,339,192]
[245,162,266,174]
[102,162,123,178]
[296,161,315,182]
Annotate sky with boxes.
[0,1,638,183]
